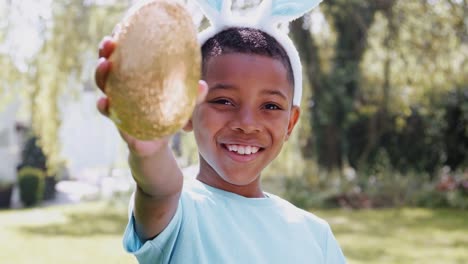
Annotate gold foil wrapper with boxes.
[107,0,201,140]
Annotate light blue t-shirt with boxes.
[123,178,346,263]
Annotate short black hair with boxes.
[201,27,294,87]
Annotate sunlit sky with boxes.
[1,0,52,71]
[0,0,123,71]
[1,0,327,72]
[1,0,462,70]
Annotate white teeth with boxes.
[226,144,260,155]
[238,146,245,155]
[245,146,252,155]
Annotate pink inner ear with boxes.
[262,0,323,24]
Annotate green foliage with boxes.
[346,88,468,174]
[282,160,352,209]
[0,1,129,176]
[356,150,430,208]
[19,136,47,171]
[352,0,467,174]
[413,168,468,209]
[362,1,466,109]
[26,1,128,176]
[263,120,308,179]
[283,153,468,210]
[290,0,467,172]
[346,109,442,173]
[1,0,466,210]
[17,135,60,200]
[283,176,342,209]
[17,167,45,207]
[442,89,468,169]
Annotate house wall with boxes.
[59,91,128,180]
[0,100,20,184]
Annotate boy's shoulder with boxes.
[266,191,330,227]
[180,176,329,228]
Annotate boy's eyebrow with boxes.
[210,83,237,91]
[210,84,288,101]
[261,89,288,101]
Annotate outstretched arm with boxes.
[95,37,207,241]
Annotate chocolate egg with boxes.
[106,0,200,140]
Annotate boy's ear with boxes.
[285,106,300,141]
[183,118,193,132]
[183,80,208,133]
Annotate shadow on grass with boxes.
[19,210,128,237]
[317,208,468,263]
[329,208,468,236]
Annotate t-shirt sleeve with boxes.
[122,192,183,264]
[324,224,347,263]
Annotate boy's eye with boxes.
[264,103,282,110]
[210,99,233,106]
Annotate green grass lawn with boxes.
[0,202,136,264]
[1,202,467,263]
[315,208,468,264]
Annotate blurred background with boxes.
[0,0,467,263]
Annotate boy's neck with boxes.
[196,158,265,198]
[197,176,266,198]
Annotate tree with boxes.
[17,0,126,175]
[290,0,396,170]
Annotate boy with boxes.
[95,2,346,264]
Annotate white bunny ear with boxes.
[257,0,323,26]
[194,0,232,27]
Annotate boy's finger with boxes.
[97,97,110,117]
[196,80,208,104]
[95,58,111,93]
[98,36,116,59]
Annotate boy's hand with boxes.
[94,36,207,158]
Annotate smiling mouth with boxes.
[222,144,263,155]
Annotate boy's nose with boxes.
[230,108,261,134]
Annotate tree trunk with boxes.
[289,0,396,170]
[290,19,322,159]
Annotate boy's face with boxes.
[185,53,300,197]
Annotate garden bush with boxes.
[283,158,468,210]
[17,135,58,201]
[17,167,45,207]
[18,136,47,171]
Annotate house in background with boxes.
[59,89,129,179]
[0,98,21,187]
[0,90,133,207]
[57,89,133,200]
[0,98,20,208]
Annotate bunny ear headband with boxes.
[194,0,323,106]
